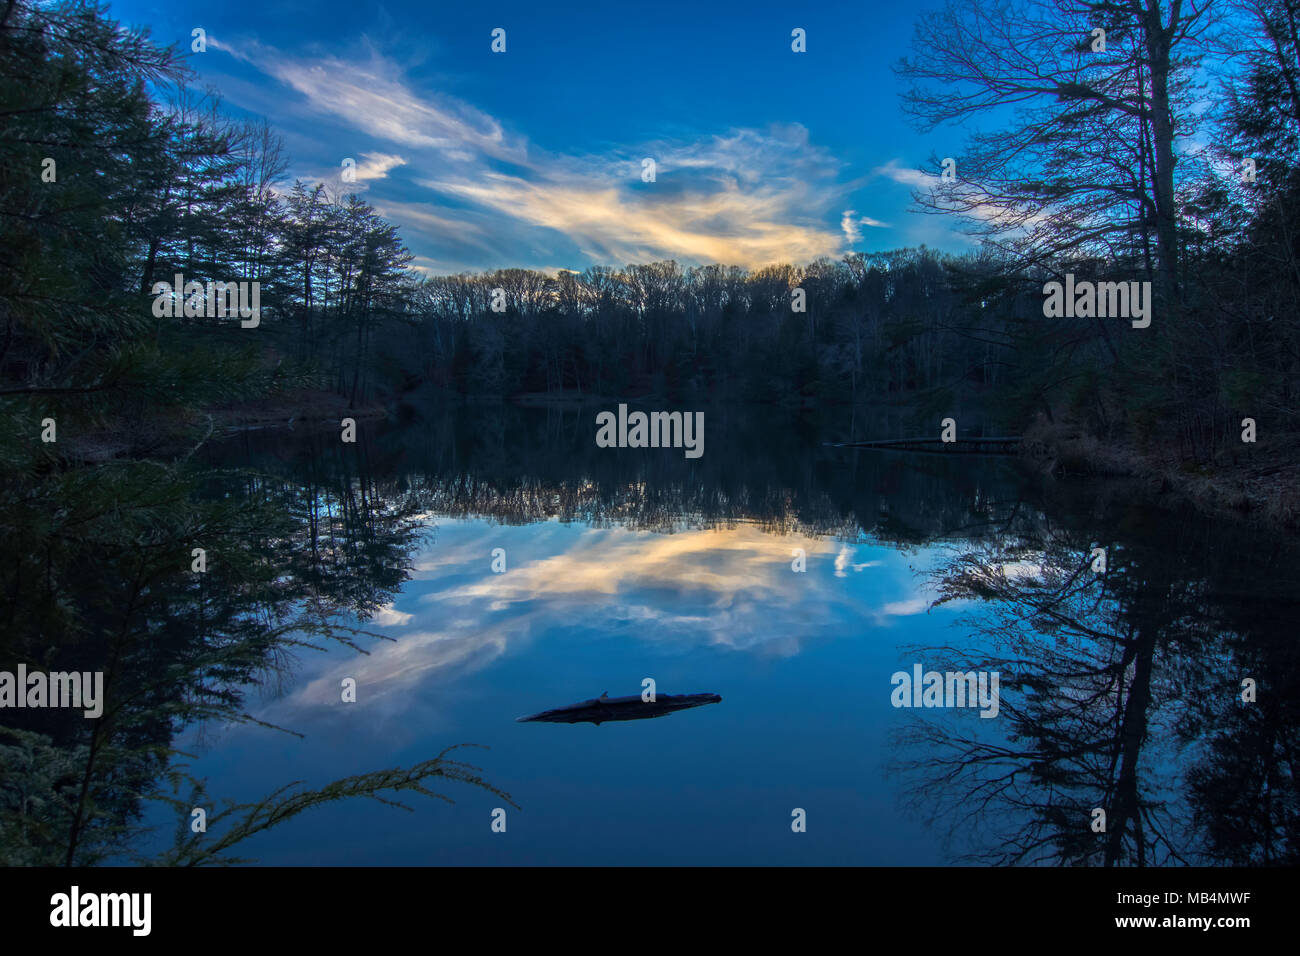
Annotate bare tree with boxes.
[898,0,1220,316]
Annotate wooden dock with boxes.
[825,436,1022,455]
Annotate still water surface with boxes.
[131,404,1298,865]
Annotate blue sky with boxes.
[110,0,969,274]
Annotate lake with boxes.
[77,403,1300,865]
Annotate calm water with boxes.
[112,403,1298,865]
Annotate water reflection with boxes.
[894,483,1300,866]
[1,403,1294,865]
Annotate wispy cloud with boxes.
[881,597,929,616]
[212,37,525,163]
[418,162,843,269]
[371,604,413,626]
[840,209,890,244]
[352,151,407,181]
[874,159,1047,239]
[209,38,852,270]
[834,545,882,577]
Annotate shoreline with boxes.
[1023,422,1300,530]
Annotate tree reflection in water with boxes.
[3,403,1294,865]
[893,483,1300,865]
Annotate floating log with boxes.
[516,691,723,725]
[825,436,1022,455]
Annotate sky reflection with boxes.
[157,516,961,864]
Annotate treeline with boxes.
[412,252,996,409]
[403,216,1298,465]
[410,0,1300,467]
[4,0,1300,466]
[0,0,1003,426]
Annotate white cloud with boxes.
[834,545,883,577]
[881,597,930,616]
[352,151,407,181]
[371,604,413,626]
[213,37,525,163]
[841,210,890,245]
[419,165,843,269]
[874,158,1049,235]
[212,39,851,269]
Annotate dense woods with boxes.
[5,0,1299,472]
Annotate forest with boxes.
[3,0,1299,491]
